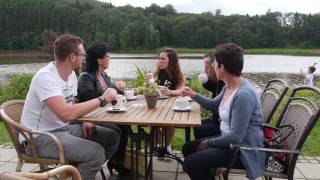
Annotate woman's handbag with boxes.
[263,124,294,173]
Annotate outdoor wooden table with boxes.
[77,95,201,180]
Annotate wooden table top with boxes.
[77,95,201,127]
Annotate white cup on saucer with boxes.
[113,95,126,110]
[174,97,190,110]
[198,73,208,84]
[124,90,134,99]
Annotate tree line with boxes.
[0,0,320,51]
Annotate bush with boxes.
[5,73,34,100]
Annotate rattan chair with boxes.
[217,86,320,180]
[0,100,65,172]
[0,165,81,180]
[0,100,107,180]
[260,79,288,124]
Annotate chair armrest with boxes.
[230,144,300,154]
[30,130,65,165]
[5,165,81,180]
[0,111,66,164]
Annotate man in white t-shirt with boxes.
[20,34,120,180]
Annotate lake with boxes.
[0,54,319,87]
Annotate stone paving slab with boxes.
[296,163,320,179]
[0,148,18,162]
[0,162,38,172]
[293,167,305,179]
[1,146,320,180]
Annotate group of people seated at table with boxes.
[20,33,265,180]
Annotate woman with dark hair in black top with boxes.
[77,43,130,177]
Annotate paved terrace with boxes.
[0,144,320,180]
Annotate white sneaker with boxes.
[166,145,173,154]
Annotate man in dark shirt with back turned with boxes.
[194,53,225,139]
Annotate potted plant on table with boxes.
[143,82,160,109]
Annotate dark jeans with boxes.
[182,138,244,180]
[101,124,131,163]
[193,118,221,139]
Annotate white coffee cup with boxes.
[174,98,190,109]
[113,95,126,110]
[124,90,134,99]
[198,73,208,84]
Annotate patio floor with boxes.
[0,144,319,180]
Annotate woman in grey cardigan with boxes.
[182,43,265,180]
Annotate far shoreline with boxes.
[0,48,319,64]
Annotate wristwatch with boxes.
[98,96,107,107]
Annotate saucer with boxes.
[126,96,138,101]
[183,96,192,101]
[158,95,169,99]
[173,106,191,112]
[106,107,127,113]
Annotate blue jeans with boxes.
[182,138,244,180]
[193,118,221,139]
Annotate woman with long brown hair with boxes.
[154,47,185,155]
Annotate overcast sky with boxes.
[100,0,320,15]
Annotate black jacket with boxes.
[202,79,225,98]
[202,79,225,121]
[77,72,123,103]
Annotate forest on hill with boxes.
[1,0,320,50]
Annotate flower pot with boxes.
[144,93,158,109]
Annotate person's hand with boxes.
[162,86,172,96]
[197,139,208,151]
[103,88,117,104]
[114,81,126,90]
[82,122,96,139]
[182,87,196,97]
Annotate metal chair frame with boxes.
[217,86,320,180]
[260,79,289,124]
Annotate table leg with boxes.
[130,131,135,180]
[185,127,191,143]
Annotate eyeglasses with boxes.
[103,55,110,59]
[75,53,87,58]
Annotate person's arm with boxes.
[163,76,186,96]
[46,88,117,123]
[207,90,254,147]
[46,96,101,123]
[182,86,225,111]
[104,73,125,95]
[167,86,184,96]
[193,90,223,111]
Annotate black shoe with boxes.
[107,161,131,177]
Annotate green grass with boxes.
[0,122,10,143]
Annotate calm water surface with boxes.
[0,54,319,87]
